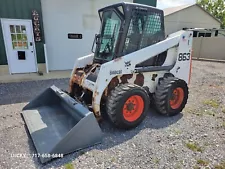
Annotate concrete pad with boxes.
[0,70,71,83]
[193,57,225,63]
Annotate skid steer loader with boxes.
[22,2,193,163]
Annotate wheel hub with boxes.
[126,102,135,112]
[170,87,184,109]
[123,95,144,122]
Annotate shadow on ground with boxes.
[25,109,183,169]
[0,79,69,105]
[0,79,182,168]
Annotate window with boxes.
[218,30,225,37]
[9,25,28,50]
[95,10,121,61]
[198,32,211,37]
[205,33,211,37]
[123,9,164,55]
[193,31,198,37]
[145,14,161,34]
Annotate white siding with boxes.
[192,37,225,60]
[41,0,132,71]
[164,5,221,35]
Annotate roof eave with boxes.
[164,4,222,25]
[164,4,195,17]
[195,4,222,24]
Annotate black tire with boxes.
[106,84,149,129]
[154,77,188,116]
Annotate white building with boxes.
[0,0,135,75]
[1,1,221,75]
[163,4,221,36]
[41,0,134,71]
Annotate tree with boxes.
[197,0,225,28]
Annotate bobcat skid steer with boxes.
[22,2,193,163]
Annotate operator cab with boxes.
[92,2,166,66]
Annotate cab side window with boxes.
[123,9,164,55]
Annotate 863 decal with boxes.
[178,53,191,61]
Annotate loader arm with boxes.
[70,53,94,76]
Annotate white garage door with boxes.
[41,0,132,71]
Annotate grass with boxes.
[184,107,195,113]
[64,163,74,169]
[193,165,201,169]
[183,107,215,117]
[191,109,216,117]
[174,164,182,169]
[111,157,116,162]
[196,159,209,166]
[153,158,160,164]
[185,142,204,152]
[204,110,215,116]
[194,112,204,116]
[204,142,212,146]
[190,110,204,116]
[203,99,220,108]
[214,161,225,169]
[217,116,224,119]
[222,107,225,113]
[173,128,182,135]
[79,151,85,155]
[168,148,176,154]
[222,121,225,128]
[222,108,225,114]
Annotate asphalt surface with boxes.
[0,60,225,169]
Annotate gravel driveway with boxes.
[0,60,224,169]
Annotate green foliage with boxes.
[153,158,160,164]
[173,128,182,135]
[197,0,225,28]
[185,142,204,152]
[214,161,225,169]
[174,164,182,169]
[203,99,219,108]
[222,108,225,113]
[193,165,201,169]
[222,121,225,128]
[79,151,85,155]
[64,163,74,169]
[204,110,215,116]
[197,159,209,166]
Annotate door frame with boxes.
[1,18,38,74]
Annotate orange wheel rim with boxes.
[123,95,144,122]
[170,87,184,109]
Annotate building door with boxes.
[1,19,37,74]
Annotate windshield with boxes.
[95,10,121,61]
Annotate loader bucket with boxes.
[21,86,102,163]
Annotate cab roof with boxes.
[98,2,163,13]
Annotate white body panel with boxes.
[71,53,94,77]
[71,30,193,114]
[170,32,193,83]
